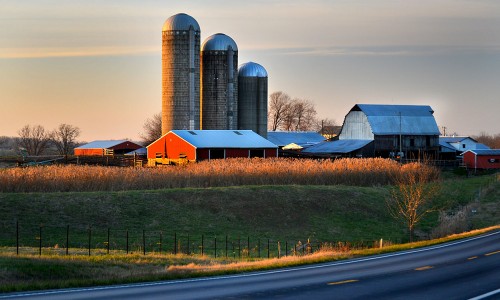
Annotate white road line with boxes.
[1,231,499,299]
[468,288,500,300]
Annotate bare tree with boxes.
[52,124,81,157]
[17,125,51,156]
[472,132,500,149]
[268,91,292,131]
[140,113,162,146]
[387,162,441,242]
[0,136,9,147]
[293,98,317,131]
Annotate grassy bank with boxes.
[1,173,498,254]
[1,226,498,293]
[0,185,402,250]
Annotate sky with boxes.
[1,0,499,142]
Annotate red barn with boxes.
[463,149,500,171]
[147,130,278,165]
[74,140,143,156]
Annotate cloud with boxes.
[0,46,159,59]
[259,45,500,57]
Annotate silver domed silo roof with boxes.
[202,33,238,51]
[238,62,268,77]
[162,13,200,31]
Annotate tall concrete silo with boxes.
[237,62,268,138]
[200,33,238,130]
[162,13,201,135]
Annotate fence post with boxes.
[126,230,129,254]
[214,237,217,258]
[278,241,280,259]
[159,231,162,254]
[143,230,146,255]
[258,239,261,258]
[187,234,190,255]
[66,225,69,255]
[201,234,204,256]
[225,235,228,258]
[39,226,42,256]
[267,239,270,259]
[88,226,91,256]
[238,237,241,259]
[174,232,177,255]
[107,228,110,255]
[16,221,19,256]
[285,241,288,257]
[247,237,250,258]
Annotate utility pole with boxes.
[399,111,402,161]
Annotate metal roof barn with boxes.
[74,140,143,156]
[339,104,440,158]
[146,130,278,165]
[463,149,500,171]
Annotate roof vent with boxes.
[188,131,197,135]
[233,131,243,135]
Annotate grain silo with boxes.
[162,13,201,135]
[200,33,238,130]
[237,62,268,138]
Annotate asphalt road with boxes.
[2,231,499,300]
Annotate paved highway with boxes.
[2,231,499,300]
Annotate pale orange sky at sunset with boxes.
[1,0,499,142]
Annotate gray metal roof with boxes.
[238,62,268,77]
[476,143,491,150]
[162,13,200,32]
[202,33,238,51]
[303,140,373,154]
[267,131,325,147]
[353,104,440,135]
[440,136,476,143]
[439,140,457,152]
[464,149,500,156]
[170,130,277,149]
[75,140,129,149]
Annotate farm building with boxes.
[462,149,500,171]
[440,136,490,153]
[267,131,326,150]
[338,104,440,158]
[302,140,374,158]
[74,140,143,156]
[147,130,278,165]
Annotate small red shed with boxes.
[462,149,500,170]
[74,140,143,156]
[147,130,278,165]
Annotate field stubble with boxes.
[1,158,416,192]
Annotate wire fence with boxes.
[0,222,403,259]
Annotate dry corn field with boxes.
[0,158,434,192]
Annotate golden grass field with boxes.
[0,157,437,192]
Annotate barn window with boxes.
[410,139,415,147]
[426,136,431,147]
[462,144,466,148]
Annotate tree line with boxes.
[0,124,80,156]
[267,91,337,134]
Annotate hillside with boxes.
[1,173,498,254]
